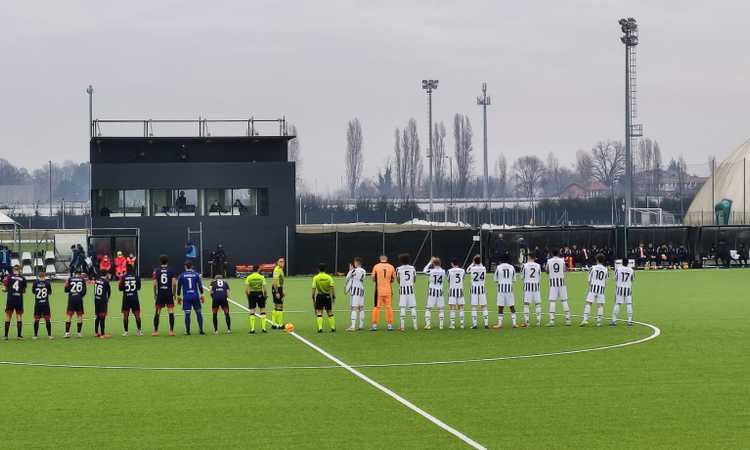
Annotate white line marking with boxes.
[226,297,487,450]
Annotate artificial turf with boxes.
[0,269,747,449]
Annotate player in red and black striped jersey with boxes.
[32,270,53,340]
[93,270,112,338]
[3,265,27,340]
[64,268,87,338]
[152,255,177,336]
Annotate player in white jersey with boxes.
[545,249,572,326]
[610,258,635,326]
[493,253,518,328]
[580,253,608,326]
[423,257,446,330]
[446,261,466,329]
[466,255,489,329]
[521,253,543,327]
[345,257,367,331]
[396,253,418,331]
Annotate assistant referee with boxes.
[311,263,336,333]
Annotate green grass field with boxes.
[0,269,748,449]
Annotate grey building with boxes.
[89,119,295,275]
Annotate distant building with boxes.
[558,181,610,200]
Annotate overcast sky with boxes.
[1,0,748,191]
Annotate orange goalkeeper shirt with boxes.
[372,262,395,297]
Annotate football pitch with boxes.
[1,269,747,449]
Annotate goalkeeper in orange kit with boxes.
[370,255,395,331]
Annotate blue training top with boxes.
[177,270,203,300]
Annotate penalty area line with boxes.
[226,298,487,450]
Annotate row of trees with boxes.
[339,116,696,204]
[0,159,89,203]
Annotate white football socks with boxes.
[438,310,445,329]
[549,301,557,322]
[410,307,418,329]
[350,310,357,328]
[449,310,456,327]
[471,308,478,327]
[582,302,592,321]
[523,304,530,324]
[425,308,432,327]
[626,303,633,322]
[561,300,571,321]
[400,308,407,328]
[359,310,365,328]
[535,304,542,324]
[458,310,465,327]
[596,305,604,324]
[611,304,620,322]
[482,307,488,326]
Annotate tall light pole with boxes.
[86,84,94,138]
[477,82,491,211]
[620,17,641,258]
[441,155,453,222]
[422,79,438,221]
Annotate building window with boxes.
[233,188,269,216]
[150,189,199,216]
[123,190,146,216]
[94,189,146,217]
[205,189,234,215]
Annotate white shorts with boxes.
[399,294,417,308]
[448,294,465,306]
[615,295,632,305]
[470,293,487,306]
[426,295,445,309]
[523,291,541,304]
[497,293,515,307]
[548,286,568,301]
[586,292,606,304]
[350,296,364,308]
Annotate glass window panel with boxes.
[150,189,171,216]
[232,189,256,215]
[205,189,232,215]
[123,190,146,216]
[94,189,123,217]
[173,189,198,216]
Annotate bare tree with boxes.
[453,114,473,196]
[591,140,625,222]
[513,156,545,199]
[393,119,422,201]
[432,122,447,196]
[591,140,625,189]
[652,140,663,195]
[494,154,507,198]
[544,153,573,196]
[345,118,364,198]
[402,118,422,199]
[375,161,395,199]
[575,150,593,184]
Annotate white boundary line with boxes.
[225,298,487,450]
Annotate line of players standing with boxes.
[1,255,231,341]
[344,249,636,332]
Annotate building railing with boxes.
[90,117,289,138]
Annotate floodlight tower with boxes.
[477,82,491,213]
[620,18,642,229]
[422,79,439,221]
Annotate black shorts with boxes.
[272,287,284,305]
[34,302,50,319]
[247,292,266,309]
[5,298,23,314]
[94,299,109,315]
[155,292,175,307]
[66,298,84,315]
[122,297,141,313]
[212,297,229,312]
[314,294,333,311]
